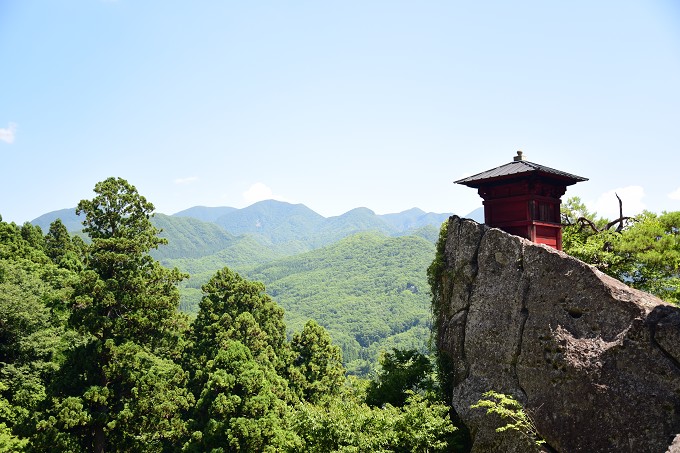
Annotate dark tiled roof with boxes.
[455,159,588,187]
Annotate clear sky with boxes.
[1,1,679,224]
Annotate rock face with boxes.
[435,216,680,453]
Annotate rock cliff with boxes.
[434,216,680,453]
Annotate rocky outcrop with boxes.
[435,216,680,453]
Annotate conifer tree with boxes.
[44,219,83,271]
[36,177,192,453]
[185,267,299,451]
[289,320,345,403]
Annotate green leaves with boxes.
[77,177,158,242]
[366,349,434,408]
[471,391,544,447]
[185,268,301,451]
[188,340,298,452]
[102,342,194,451]
[36,177,192,451]
[562,199,680,304]
[289,320,345,403]
[190,267,288,371]
[293,391,457,452]
[1,179,468,451]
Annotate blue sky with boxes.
[1,1,679,224]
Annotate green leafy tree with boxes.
[615,210,680,303]
[0,210,82,449]
[0,260,65,448]
[366,348,434,408]
[187,267,289,371]
[471,391,544,449]
[187,340,300,452]
[185,268,299,451]
[289,320,345,404]
[36,177,192,453]
[562,197,680,303]
[44,219,84,271]
[20,223,45,252]
[0,220,50,264]
[0,382,28,452]
[292,387,457,452]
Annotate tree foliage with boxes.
[562,197,680,303]
[0,178,464,452]
[36,177,192,452]
[293,389,457,452]
[471,391,544,448]
[289,320,345,404]
[44,219,84,271]
[366,348,434,408]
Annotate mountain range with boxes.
[32,200,483,257]
[30,200,483,374]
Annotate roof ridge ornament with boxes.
[513,150,524,161]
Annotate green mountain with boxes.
[31,209,237,261]
[167,234,299,314]
[174,200,453,250]
[30,208,84,232]
[32,202,456,251]
[151,214,235,260]
[244,231,435,375]
[396,224,441,242]
[172,205,237,222]
[380,207,450,231]
[311,207,396,245]
[31,202,452,374]
[213,200,326,244]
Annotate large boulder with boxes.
[435,216,680,453]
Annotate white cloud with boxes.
[668,187,680,201]
[0,123,17,144]
[174,176,199,185]
[589,186,646,220]
[243,183,274,204]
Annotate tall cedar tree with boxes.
[36,178,192,453]
[44,218,84,271]
[185,267,300,451]
[365,348,434,408]
[289,320,345,404]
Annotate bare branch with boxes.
[576,217,601,233]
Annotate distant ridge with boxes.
[172,206,237,223]
[32,200,458,256]
[31,208,83,232]
[171,200,455,249]
[212,200,326,244]
[463,206,484,223]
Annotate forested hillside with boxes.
[31,201,451,374]
[32,200,452,260]
[172,199,452,250]
[246,232,435,375]
[1,178,459,452]
[162,230,436,375]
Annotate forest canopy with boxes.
[0,177,459,452]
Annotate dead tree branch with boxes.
[566,193,634,234]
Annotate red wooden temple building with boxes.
[455,151,587,250]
